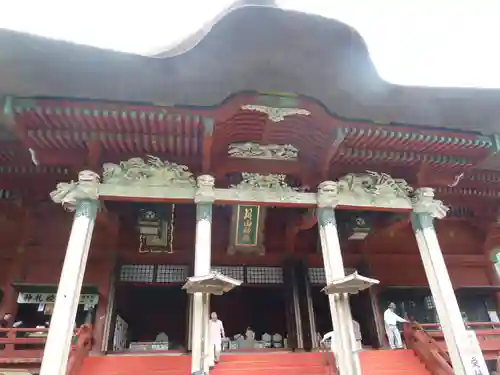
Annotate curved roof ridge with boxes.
[0,5,499,134]
[148,0,280,58]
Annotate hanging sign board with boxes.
[228,205,266,255]
[17,292,99,306]
[236,205,260,245]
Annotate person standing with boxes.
[0,313,12,328]
[383,302,407,349]
[208,312,225,368]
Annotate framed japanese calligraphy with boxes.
[228,205,266,255]
[17,292,99,306]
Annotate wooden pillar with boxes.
[91,212,119,355]
[482,222,500,311]
[0,207,32,320]
[91,259,116,355]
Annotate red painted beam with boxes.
[28,148,86,167]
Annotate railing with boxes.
[0,327,50,359]
[419,322,500,361]
[319,340,337,375]
[0,324,93,374]
[67,324,94,375]
[403,322,453,375]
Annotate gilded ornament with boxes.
[241,104,311,122]
[228,142,299,160]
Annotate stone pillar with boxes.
[317,181,359,375]
[191,175,215,374]
[412,187,485,375]
[39,171,100,375]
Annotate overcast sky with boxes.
[1,0,499,88]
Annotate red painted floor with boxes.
[80,349,431,375]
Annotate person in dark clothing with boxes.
[0,313,13,349]
[0,313,12,328]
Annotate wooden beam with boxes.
[305,253,489,268]
[368,216,410,239]
[321,128,345,179]
[285,208,317,252]
[85,140,102,171]
[416,163,466,187]
[27,148,87,166]
[201,119,214,173]
[99,184,414,212]
[95,204,120,235]
[213,157,302,178]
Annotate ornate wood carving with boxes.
[102,155,195,187]
[50,171,100,211]
[240,105,310,122]
[228,142,299,161]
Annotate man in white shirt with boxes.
[321,330,335,352]
[321,319,362,353]
[208,312,225,367]
[383,302,407,349]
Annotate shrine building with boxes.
[1,2,500,375]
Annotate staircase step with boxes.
[359,350,431,375]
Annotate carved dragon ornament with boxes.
[411,187,449,219]
[49,170,100,211]
[316,171,448,219]
[102,155,196,187]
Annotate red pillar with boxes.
[90,260,115,355]
[0,209,31,319]
[483,222,500,311]
[0,255,23,318]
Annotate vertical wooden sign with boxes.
[228,205,266,255]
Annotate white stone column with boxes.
[191,175,215,374]
[202,292,212,374]
[412,188,486,375]
[40,171,100,375]
[317,182,359,375]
